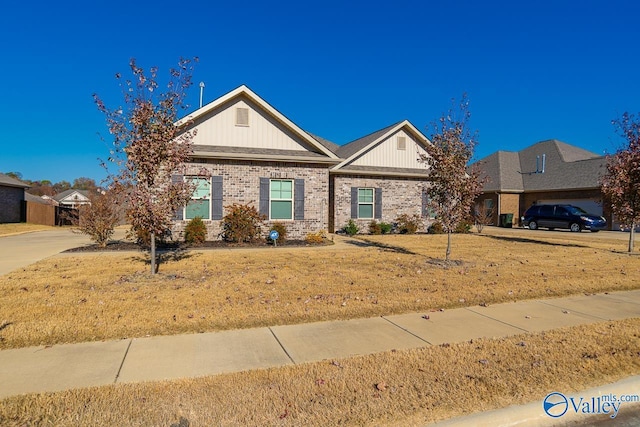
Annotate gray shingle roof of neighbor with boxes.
[475,139,606,193]
[335,121,404,159]
[0,173,30,188]
[24,192,53,205]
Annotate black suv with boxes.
[521,204,607,232]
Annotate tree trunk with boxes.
[151,231,157,274]
[446,232,452,261]
[629,223,635,253]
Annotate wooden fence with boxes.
[23,202,79,226]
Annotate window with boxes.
[484,199,494,212]
[358,188,374,219]
[185,177,211,219]
[236,107,249,126]
[270,179,293,220]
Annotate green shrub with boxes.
[369,220,382,235]
[396,213,421,234]
[221,203,265,243]
[343,219,359,236]
[380,222,392,234]
[184,216,207,245]
[268,222,287,244]
[428,221,444,234]
[305,230,327,244]
[455,220,472,234]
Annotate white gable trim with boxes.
[177,85,339,159]
[332,120,431,171]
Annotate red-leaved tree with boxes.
[420,94,485,261]
[94,57,199,273]
[601,112,640,252]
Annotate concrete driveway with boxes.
[0,229,93,276]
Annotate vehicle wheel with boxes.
[570,223,581,232]
[528,220,538,230]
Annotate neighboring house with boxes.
[52,189,92,208]
[0,173,30,223]
[173,85,434,239]
[473,140,608,228]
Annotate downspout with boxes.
[495,192,501,225]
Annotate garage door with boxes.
[536,199,603,216]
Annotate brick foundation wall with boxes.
[172,159,329,240]
[331,175,431,233]
[0,186,25,223]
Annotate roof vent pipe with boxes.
[541,154,546,174]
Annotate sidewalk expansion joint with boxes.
[268,327,296,365]
[381,317,432,345]
[537,300,609,320]
[114,339,133,384]
[463,307,530,333]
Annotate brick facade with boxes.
[0,186,25,223]
[330,174,431,233]
[172,159,329,240]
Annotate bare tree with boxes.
[601,112,640,252]
[420,94,485,261]
[94,57,199,273]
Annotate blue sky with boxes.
[1,0,638,184]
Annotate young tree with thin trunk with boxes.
[420,94,485,261]
[601,112,640,253]
[94,57,199,274]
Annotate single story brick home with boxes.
[0,173,30,223]
[472,140,612,228]
[173,85,433,239]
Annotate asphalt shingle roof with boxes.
[0,173,29,188]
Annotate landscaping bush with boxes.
[455,220,472,234]
[305,230,327,244]
[380,222,393,234]
[395,213,421,234]
[184,216,207,245]
[428,221,444,234]
[267,222,287,244]
[343,219,359,236]
[369,220,382,235]
[221,203,265,243]
[78,193,119,247]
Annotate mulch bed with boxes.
[64,239,331,253]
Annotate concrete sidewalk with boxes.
[1,289,639,400]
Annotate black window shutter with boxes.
[350,187,358,219]
[211,176,223,220]
[259,177,269,217]
[374,188,382,219]
[172,174,184,220]
[294,179,304,220]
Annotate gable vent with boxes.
[397,136,406,150]
[236,107,249,126]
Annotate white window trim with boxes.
[184,176,212,220]
[358,187,374,219]
[270,179,294,221]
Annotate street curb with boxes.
[428,375,640,426]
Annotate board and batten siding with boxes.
[190,98,311,152]
[350,130,429,169]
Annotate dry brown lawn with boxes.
[1,230,639,349]
[1,319,639,426]
[0,223,54,236]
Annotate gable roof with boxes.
[53,189,91,202]
[178,85,339,161]
[475,139,605,193]
[0,173,30,189]
[332,120,431,174]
